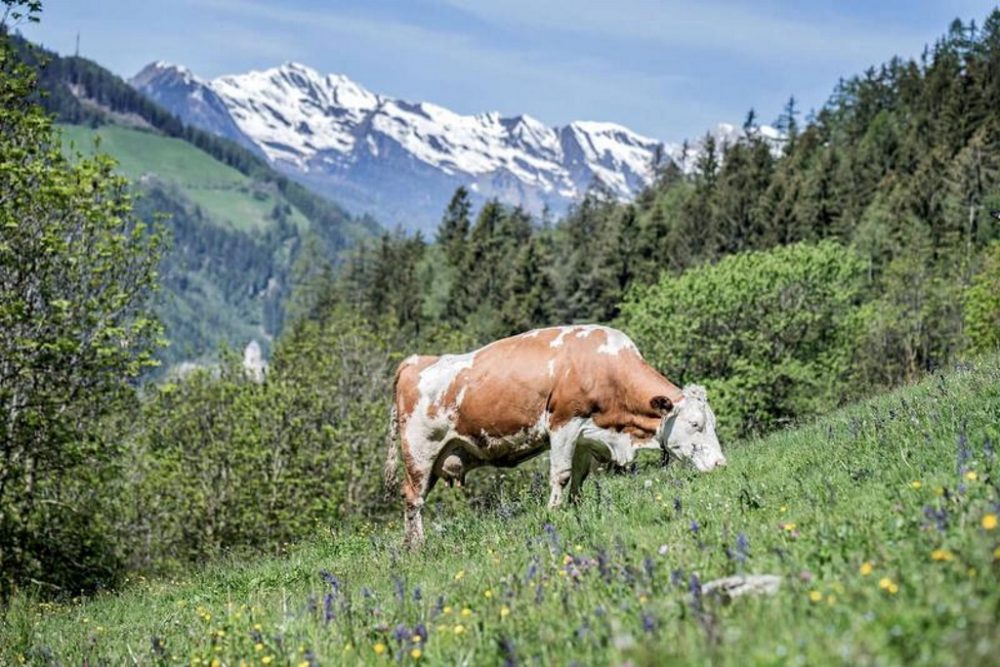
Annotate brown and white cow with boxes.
[384,324,725,547]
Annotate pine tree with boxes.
[437,186,471,267]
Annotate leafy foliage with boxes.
[618,242,867,440]
[0,14,162,598]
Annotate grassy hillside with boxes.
[60,124,310,234]
[3,356,997,665]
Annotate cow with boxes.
[384,324,725,547]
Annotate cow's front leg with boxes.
[568,446,592,503]
[548,428,579,508]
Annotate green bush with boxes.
[617,241,867,440]
[121,310,398,571]
[965,241,1000,354]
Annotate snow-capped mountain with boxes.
[131,61,778,231]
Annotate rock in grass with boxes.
[702,575,783,601]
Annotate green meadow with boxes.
[59,124,310,233]
[3,355,997,666]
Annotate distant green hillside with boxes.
[60,124,310,234]
[8,35,380,369]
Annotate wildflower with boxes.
[689,520,700,534]
[878,577,898,594]
[910,480,922,490]
[500,605,510,619]
[779,505,787,513]
[655,493,663,501]
[859,562,874,576]
[965,470,978,481]
[827,595,837,605]
[483,589,494,599]
[781,522,797,532]
[254,643,264,652]
[642,613,656,633]
[982,514,997,531]
[657,544,669,556]
[934,486,945,497]
[453,624,465,635]
[442,606,453,615]
[413,624,428,643]
[411,648,422,659]
[460,607,472,617]
[563,554,573,565]
[211,660,221,667]
[454,570,465,581]
[808,590,822,603]
[993,546,1000,560]
[373,643,387,655]
[931,548,953,562]
[261,658,273,666]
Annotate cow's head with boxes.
[655,385,726,472]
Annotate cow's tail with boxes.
[383,398,401,495]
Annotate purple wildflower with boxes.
[736,532,749,561]
[642,613,657,634]
[674,497,682,514]
[393,576,405,602]
[690,520,700,534]
[392,623,410,643]
[497,636,518,667]
[957,429,971,474]
[412,586,422,602]
[433,595,445,617]
[671,569,684,587]
[319,570,341,592]
[984,437,995,463]
[413,623,428,644]
[689,574,703,613]
[643,556,655,580]
[535,583,544,604]
[323,593,335,623]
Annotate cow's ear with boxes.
[650,395,673,415]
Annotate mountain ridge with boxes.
[132,60,778,232]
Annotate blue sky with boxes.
[19,0,998,141]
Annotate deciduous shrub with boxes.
[618,241,867,440]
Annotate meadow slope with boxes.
[3,357,999,666]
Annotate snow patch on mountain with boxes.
[130,60,780,231]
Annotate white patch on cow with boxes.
[547,359,556,377]
[596,327,640,357]
[520,329,542,338]
[550,416,639,467]
[454,385,468,408]
[402,354,420,366]
[549,326,576,348]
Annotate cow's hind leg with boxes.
[403,468,435,549]
[401,434,438,550]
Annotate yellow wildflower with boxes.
[299,662,311,667]
[563,554,573,565]
[859,561,874,576]
[411,648,423,659]
[254,643,264,652]
[373,643,387,655]
[500,605,511,619]
[253,624,263,631]
[261,657,273,665]
[827,595,837,605]
[982,513,997,531]
[460,607,472,617]
[878,577,893,590]
[934,486,945,497]
[808,590,822,603]
[994,546,1000,560]
[931,548,953,562]
[483,589,494,599]
[910,480,922,490]
[783,522,797,532]
[210,660,221,667]
[412,634,423,643]
[453,624,465,635]
[442,605,452,615]
[638,594,648,604]
[965,470,978,481]
[454,570,465,581]
[888,583,899,594]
